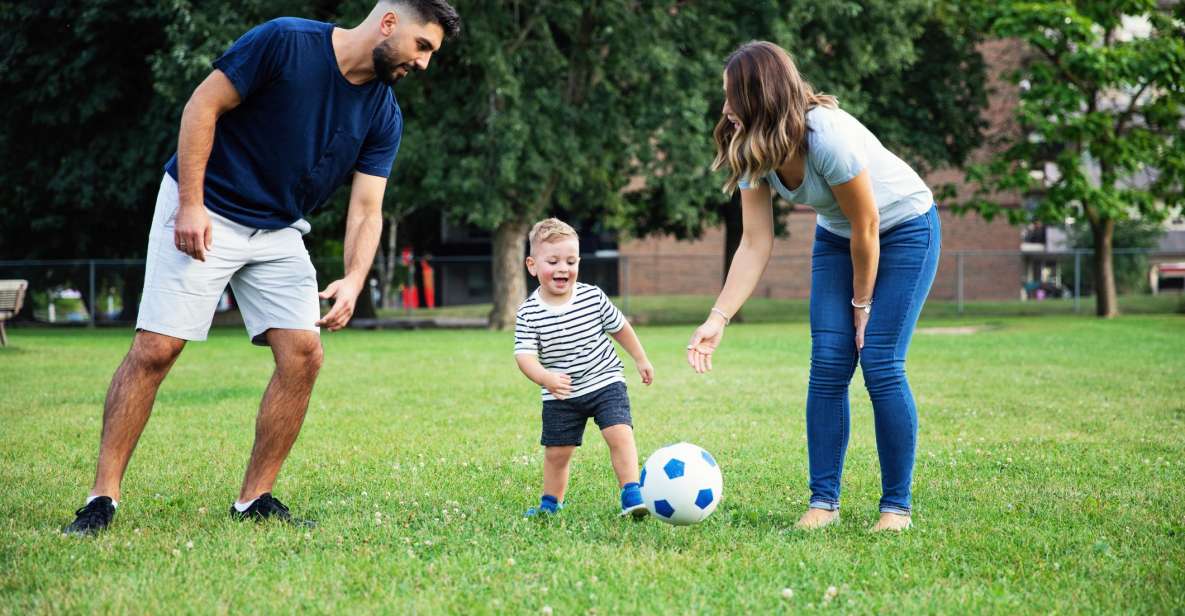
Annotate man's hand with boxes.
[317,278,364,331]
[544,372,573,400]
[174,205,213,261]
[636,358,655,385]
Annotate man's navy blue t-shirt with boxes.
[164,18,402,230]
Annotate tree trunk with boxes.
[489,217,530,330]
[382,214,399,309]
[1091,218,1119,318]
[721,192,744,323]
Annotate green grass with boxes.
[1,316,1183,614]
[379,293,1185,324]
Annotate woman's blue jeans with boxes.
[806,207,940,515]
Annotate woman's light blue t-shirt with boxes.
[739,106,932,238]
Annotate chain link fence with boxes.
[1,249,1182,327]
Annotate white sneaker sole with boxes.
[620,504,649,519]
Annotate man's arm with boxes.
[317,172,386,331]
[174,70,241,262]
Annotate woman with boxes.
[687,41,940,532]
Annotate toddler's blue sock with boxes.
[620,482,647,518]
[525,494,562,518]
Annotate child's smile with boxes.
[529,237,581,303]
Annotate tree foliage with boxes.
[0,1,990,328]
[387,1,990,327]
[958,0,1185,316]
[0,0,327,260]
[0,1,173,259]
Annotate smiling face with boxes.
[526,238,580,302]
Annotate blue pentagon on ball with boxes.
[663,458,685,480]
[695,488,714,509]
[701,450,717,467]
[639,467,647,487]
[653,499,675,518]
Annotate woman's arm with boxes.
[831,169,880,348]
[713,182,776,317]
[686,182,775,373]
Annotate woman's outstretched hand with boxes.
[687,317,725,374]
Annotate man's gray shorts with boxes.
[541,381,633,447]
[136,174,320,346]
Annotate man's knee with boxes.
[127,332,185,375]
[276,336,323,379]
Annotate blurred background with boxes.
[1,0,1182,330]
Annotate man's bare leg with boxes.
[90,331,187,502]
[236,329,322,503]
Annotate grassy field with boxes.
[379,292,1185,324]
[1,315,1183,614]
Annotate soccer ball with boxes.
[639,442,723,525]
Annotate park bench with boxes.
[0,279,28,347]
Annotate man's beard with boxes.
[372,42,412,85]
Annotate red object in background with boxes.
[421,260,436,309]
[401,247,419,309]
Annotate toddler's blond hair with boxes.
[528,218,578,255]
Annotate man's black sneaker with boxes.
[229,493,316,528]
[63,497,116,536]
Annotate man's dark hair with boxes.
[391,0,461,39]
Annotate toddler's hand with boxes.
[637,359,654,385]
[545,372,573,400]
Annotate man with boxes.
[63,0,461,535]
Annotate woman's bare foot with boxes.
[794,508,840,530]
[870,512,912,532]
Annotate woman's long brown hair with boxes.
[712,41,838,194]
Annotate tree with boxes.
[0,1,993,327]
[385,1,991,328]
[616,0,990,302]
[1067,218,1164,295]
[959,1,1185,317]
[386,2,735,329]
[0,0,322,317]
[0,1,175,261]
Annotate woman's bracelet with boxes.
[710,307,732,325]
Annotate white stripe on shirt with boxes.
[514,283,626,400]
